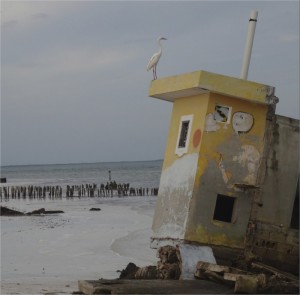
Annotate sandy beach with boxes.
[1,196,157,294]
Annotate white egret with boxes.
[147,37,167,80]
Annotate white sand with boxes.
[1,196,157,294]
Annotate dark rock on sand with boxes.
[0,206,25,216]
[27,208,64,215]
[0,206,64,216]
[90,208,101,211]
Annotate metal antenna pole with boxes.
[240,10,258,80]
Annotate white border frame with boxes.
[175,114,193,157]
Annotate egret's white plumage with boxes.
[147,37,167,80]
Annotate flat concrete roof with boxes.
[148,70,276,104]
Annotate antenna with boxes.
[240,10,258,80]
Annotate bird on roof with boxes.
[147,37,167,80]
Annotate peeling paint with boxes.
[233,145,260,184]
[218,155,234,189]
[190,224,245,249]
[205,113,220,132]
[152,153,198,240]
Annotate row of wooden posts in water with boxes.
[0,182,159,200]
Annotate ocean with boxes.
[0,160,163,192]
[1,161,163,294]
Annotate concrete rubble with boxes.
[78,245,299,294]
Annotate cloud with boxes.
[31,12,49,20]
[1,1,75,31]
[279,33,299,43]
[2,1,45,24]
[13,46,139,75]
[1,1,299,166]
[2,19,18,28]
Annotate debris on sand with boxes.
[27,208,64,215]
[0,206,25,216]
[89,208,101,211]
[118,262,140,279]
[116,245,299,294]
[0,206,64,216]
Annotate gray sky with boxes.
[1,0,299,166]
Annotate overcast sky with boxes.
[1,0,299,166]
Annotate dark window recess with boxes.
[178,121,190,148]
[213,194,235,223]
[290,179,299,229]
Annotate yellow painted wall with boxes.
[162,94,209,170]
[185,93,269,248]
[152,94,209,240]
[194,93,269,188]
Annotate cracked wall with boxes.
[185,93,268,249]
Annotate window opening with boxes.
[213,194,235,223]
[175,115,193,156]
[213,105,231,123]
[178,121,190,148]
[290,179,299,229]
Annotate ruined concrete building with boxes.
[148,70,299,275]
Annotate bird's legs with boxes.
[153,66,157,80]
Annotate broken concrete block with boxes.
[157,261,181,280]
[118,262,140,279]
[157,245,179,264]
[196,261,230,274]
[234,275,259,294]
[135,266,158,279]
[179,245,216,279]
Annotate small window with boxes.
[178,121,190,148]
[213,105,231,124]
[175,115,193,156]
[213,194,235,223]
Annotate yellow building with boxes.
[148,70,299,274]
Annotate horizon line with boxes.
[0,158,164,169]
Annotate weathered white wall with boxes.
[152,153,198,240]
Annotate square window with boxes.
[213,105,231,123]
[213,194,235,223]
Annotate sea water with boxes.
[0,160,163,189]
[1,161,163,294]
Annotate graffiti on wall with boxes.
[205,109,254,135]
[232,112,254,135]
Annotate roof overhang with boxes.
[148,70,277,105]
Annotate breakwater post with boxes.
[0,182,158,200]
